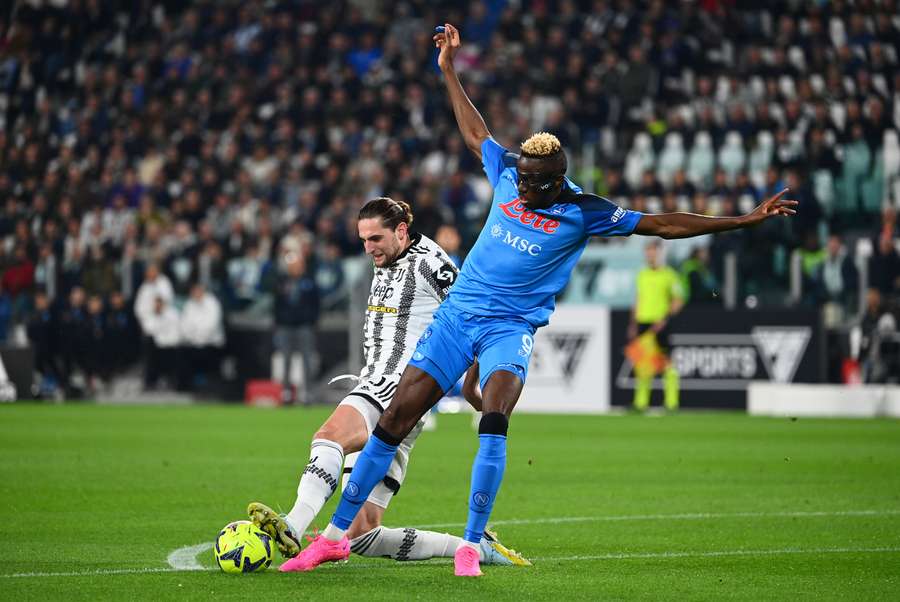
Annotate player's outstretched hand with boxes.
[743,188,798,226]
[434,23,461,71]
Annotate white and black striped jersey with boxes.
[353,232,458,406]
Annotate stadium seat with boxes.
[748,130,774,189]
[718,131,746,183]
[687,131,715,189]
[837,140,872,215]
[812,169,836,216]
[656,132,686,187]
[625,132,656,190]
[861,152,884,213]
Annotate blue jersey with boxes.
[444,138,642,327]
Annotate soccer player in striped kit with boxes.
[251,197,528,568]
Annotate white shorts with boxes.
[339,374,424,509]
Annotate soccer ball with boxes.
[214,520,273,574]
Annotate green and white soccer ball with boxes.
[214,520,273,574]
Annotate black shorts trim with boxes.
[382,476,401,495]
[349,392,385,414]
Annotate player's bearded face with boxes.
[359,218,405,267]
[516,156,564,210]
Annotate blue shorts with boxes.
[409,306,536,393]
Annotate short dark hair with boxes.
[358,197,414,230]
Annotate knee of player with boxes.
[312,425,333,442]
[311,423,349,447]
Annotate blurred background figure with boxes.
[26,289,58,397]
[679,247,718,307]
[851,288,899,384]
[178,282,225,391]
[105,290,139,378]
[84,294,107,394]
[627,241,684,412]
[272,251,320,405]
[142,296,181,391]
[57,286,88,396]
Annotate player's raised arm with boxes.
[633,188,798,239]
[434,23,491,160]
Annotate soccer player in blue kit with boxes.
[290,23,798,576]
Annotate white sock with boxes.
[460,540,480,551]
[285,439,344,536]
[351,527,483,561]
[323,523,346,541]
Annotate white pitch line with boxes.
[415,508,900,530]
[1,567,216,579]
[3,508,899,579]
[534,546,900,562]
[5,546,899,579]
[166,542,213,571]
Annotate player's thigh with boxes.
[379,365,445,436]
[313,404,370,453]
[407,309,474,395]
[475,320,536,416]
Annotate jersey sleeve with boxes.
[481,137,518,188]
[579,195,642,237]
[417,250,459,302]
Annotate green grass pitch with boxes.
[1,404,898,600]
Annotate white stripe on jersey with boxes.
[360,233,458,386]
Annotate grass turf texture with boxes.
[1,404,898,601]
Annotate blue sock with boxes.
[331,431,398,530]
[463,434,507,543]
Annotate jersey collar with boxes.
[394,231,422,261]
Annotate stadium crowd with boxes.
[1,0,899,394]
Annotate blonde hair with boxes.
[520,132,562,157]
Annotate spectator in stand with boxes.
[440,172,478,226]
[134,263,174,336]
[178,282,225,391]
[57,286,89,395]
[0,281,11,343]
[314,242,346,309]
[868,231,900,299]
[84,294,106,392]
[814,234,859,322]
[2,245,35,319]
[81,245,117,298]
[105,290,139,376]
[272,251,319,405]
[435,224,463,268]
[142,296,181,391]
[226,240,272,310]
[680,247,719,306]
[27,289,57,394]
[853,288,899,384]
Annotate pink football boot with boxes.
[454,545,483,577]
[279,535,350,572]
